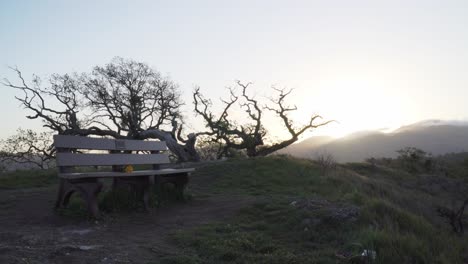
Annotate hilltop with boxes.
[0,155,466,263]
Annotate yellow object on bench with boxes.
[124,165,134,173]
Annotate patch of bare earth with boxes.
[0,183,253,264]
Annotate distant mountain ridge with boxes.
[281,120,468,162]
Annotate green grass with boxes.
[165,156,468,264]
[195,156,355,200]
[169,199,359,264]
[0,168,57,189]
[1,156,467,263]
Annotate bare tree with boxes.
[80,58,201,161]
[2,69,86,135]
[81,58,182,137]
[193,81,332,158]
[2,58,200,162]
[0,129,55,169]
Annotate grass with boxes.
[169,199,359,264]
[57,181,191,218]
[0,168,57,189]
[195,156,355,199]
[164,156,468,263]
[1,156,467,263]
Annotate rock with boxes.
[77,245,102,251]
[301,218,322,227]
[62,228,93,236]
[301,218,312,226]
[329,205,360,222]
[290,198,360,224]
[53,244,103,255]
[361,249,376,259]
[312,218,322,225]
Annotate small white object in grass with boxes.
[78,245,102,251]
[361,249,377,259]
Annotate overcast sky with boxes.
[1,0,468,139]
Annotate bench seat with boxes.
[58,168,195,179]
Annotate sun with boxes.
[294,77,406,138]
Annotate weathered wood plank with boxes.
[56,153,170,166]
[53,135,167,151]
[58,168,194,179]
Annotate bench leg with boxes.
[153,176,164,207]
[55,179,67,208]
[173,174,189,201]
[77,181,103,218]
[156,173,189,201]
[137,182,150,211]
[113,176,151,211]
[55,179,77,208]
[55,178,103,218]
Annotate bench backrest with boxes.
[53,135,169,169]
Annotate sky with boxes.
[1,0,468,140]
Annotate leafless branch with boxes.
[193,82,331,157]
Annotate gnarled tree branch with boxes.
[194,81,331,157]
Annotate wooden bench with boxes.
[53,135,194,217]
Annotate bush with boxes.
[314,153,337,174]
[396,147,433,173]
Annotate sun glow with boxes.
[295,76,408,138]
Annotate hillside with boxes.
[283,121,468,162]
[0,156,467,263]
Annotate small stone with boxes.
[77,245,102,251]
[65,228,93,235]
[311,218,322,226]
[361,249,377,260]
[301,218,312,226]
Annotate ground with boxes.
[0,169,253,264]
[0,156,467,264]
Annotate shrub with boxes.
[396,147,433,173]
[314,152,337,174]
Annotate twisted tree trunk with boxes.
[139,129,200,162]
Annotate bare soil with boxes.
[0,176,252,264]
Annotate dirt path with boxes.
[0,183,252,264]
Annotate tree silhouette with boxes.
[0,129,54,169]
[193,81,331,158]
[2,58,200,162]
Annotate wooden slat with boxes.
[53,135,167,151]
[58,168,195,179]
[56,153,170,166]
